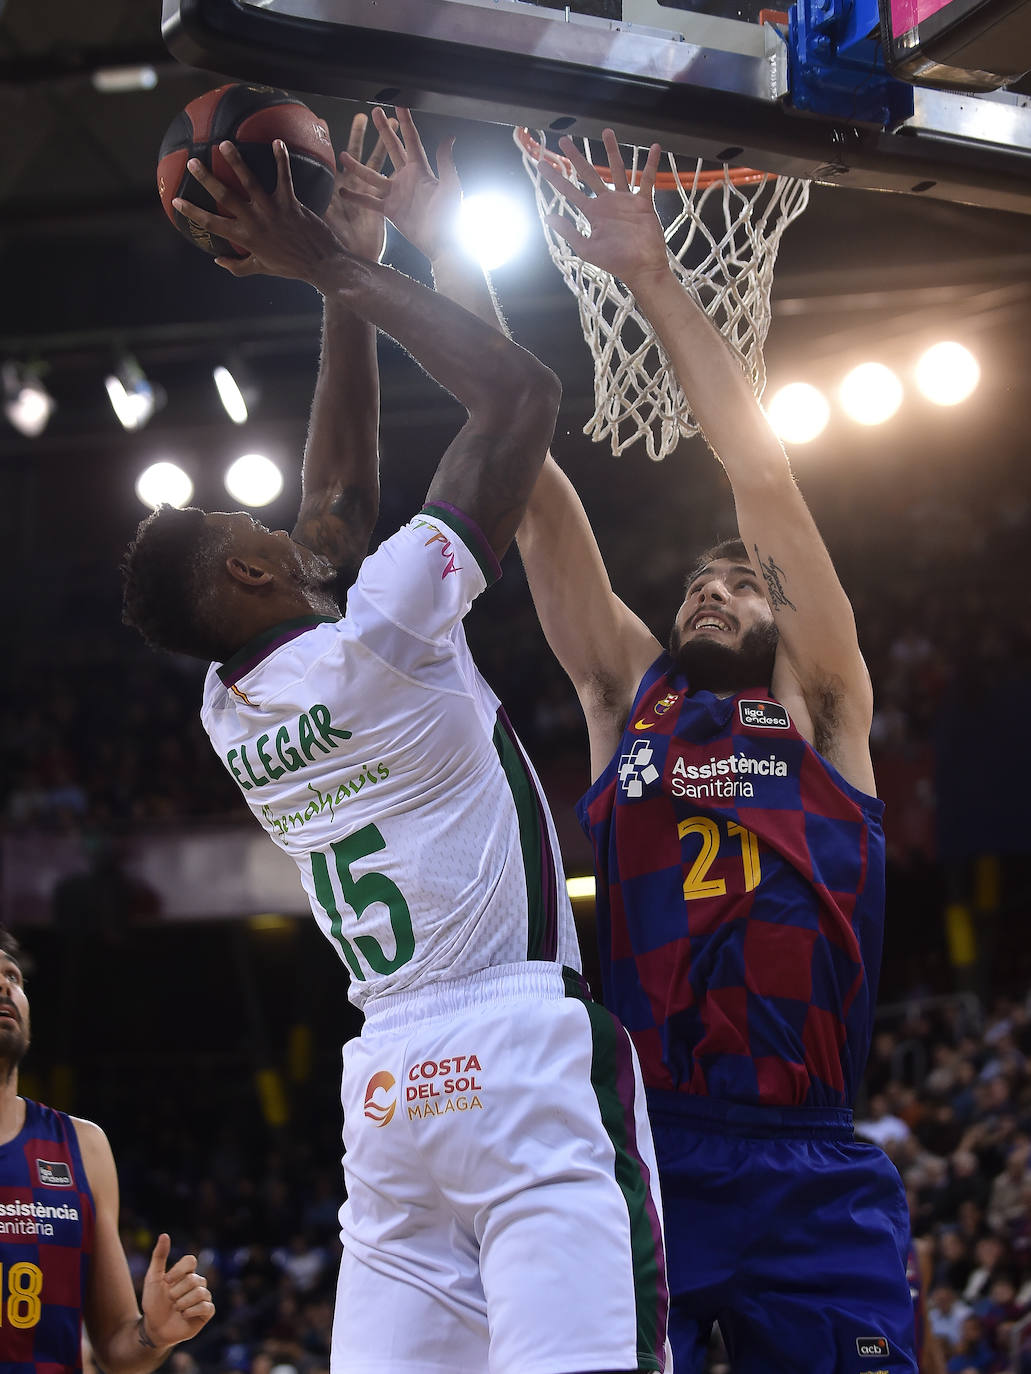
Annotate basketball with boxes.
[156,83,337,257]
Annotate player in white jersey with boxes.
[121,133,667,1374]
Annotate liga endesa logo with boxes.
[363,1071,397,1127]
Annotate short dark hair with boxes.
[121,505,231,661]
[683,537,750,591]
[0,928,21,964]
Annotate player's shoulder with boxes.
[67,1114,111,1153]
[68,1115,118,1197]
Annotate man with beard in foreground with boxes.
[0,928,213,1373]
[511,135,916,1373]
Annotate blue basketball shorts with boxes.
[646,1091,917,1374]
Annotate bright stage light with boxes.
[765,382,830,444]
[225,453,283,507]
[839,363,903,426]
[106,357,159,431]
[214,365,249,424]
[136,461,193,510]
[915,342,980,406]
[2,363,54,437]
[456,192,530,270]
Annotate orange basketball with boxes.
[157,83,336,257]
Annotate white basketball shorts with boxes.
[331,962,668,1374]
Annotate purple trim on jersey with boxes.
[421,502,502,586]
[495,705,558,960]
[217,615,337,688]
[611,1015,668,1356]
[908,1243,925,1363]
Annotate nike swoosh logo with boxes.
[633,719,652,731]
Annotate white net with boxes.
[515,129,811,461]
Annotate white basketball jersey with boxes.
[201,505,581,1010]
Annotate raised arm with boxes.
[292,114,391,572]
[76,1118,213,1373]
[540,134,875,792]
[174,139,559,561]
[337,109,658,770]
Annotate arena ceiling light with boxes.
[135,461,194,510]
[224,453,284,507]
[213,364,250,425]
[839,362,904,426]
[105,356,160,431]
[456,191,531,271]
[765,382,830,444]
[914,341,980,406]
[2,362,54,438]
[91,65,158,93]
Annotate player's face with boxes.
[0,953,30,1071]
[669,557,778,692]
[209,512,338,594]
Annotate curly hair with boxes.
[121,505,232,661]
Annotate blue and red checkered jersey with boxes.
[0,1098,95,1374]
[577,653,886,1109]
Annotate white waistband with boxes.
[361,962,572,1032]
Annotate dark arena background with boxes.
[2,0,1031,1369]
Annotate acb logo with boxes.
[855,1336,889,1359]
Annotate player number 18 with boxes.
[0,1261,43,1328]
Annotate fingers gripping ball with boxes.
[157,83,336,257]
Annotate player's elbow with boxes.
[498,354,562,450]
[471,334,561,424]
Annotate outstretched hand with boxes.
[323,111,397,262]
[335,106,462,263]
[140,1232,214,1349]
[539,130,670,287]
[172,140,346,285]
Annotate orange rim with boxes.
[514,127,775,191]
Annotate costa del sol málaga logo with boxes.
[364,1071,396,1127]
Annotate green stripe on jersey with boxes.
[583,1001,664,1370]
[491,720,546,960]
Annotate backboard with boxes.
[162,0,1031,214]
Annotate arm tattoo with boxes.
[137,1317,158,1350]
[754,544,797,613]
[295,486,378,568]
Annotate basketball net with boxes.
[515,129,810,461]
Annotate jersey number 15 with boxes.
[311,824,416,981]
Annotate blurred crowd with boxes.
[64,980,1031,1374]
[1,387,1029,1373]
[1,455,1029,853]
[856,992,1031,1374]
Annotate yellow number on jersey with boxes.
[677,816,762,902]
[0,1261,44,1328]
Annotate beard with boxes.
[669,619,779,695]
[0,1019,29,1081]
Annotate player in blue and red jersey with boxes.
[507,135,918,1373]
[338,107,914,1373]
[0,928,213,1374]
